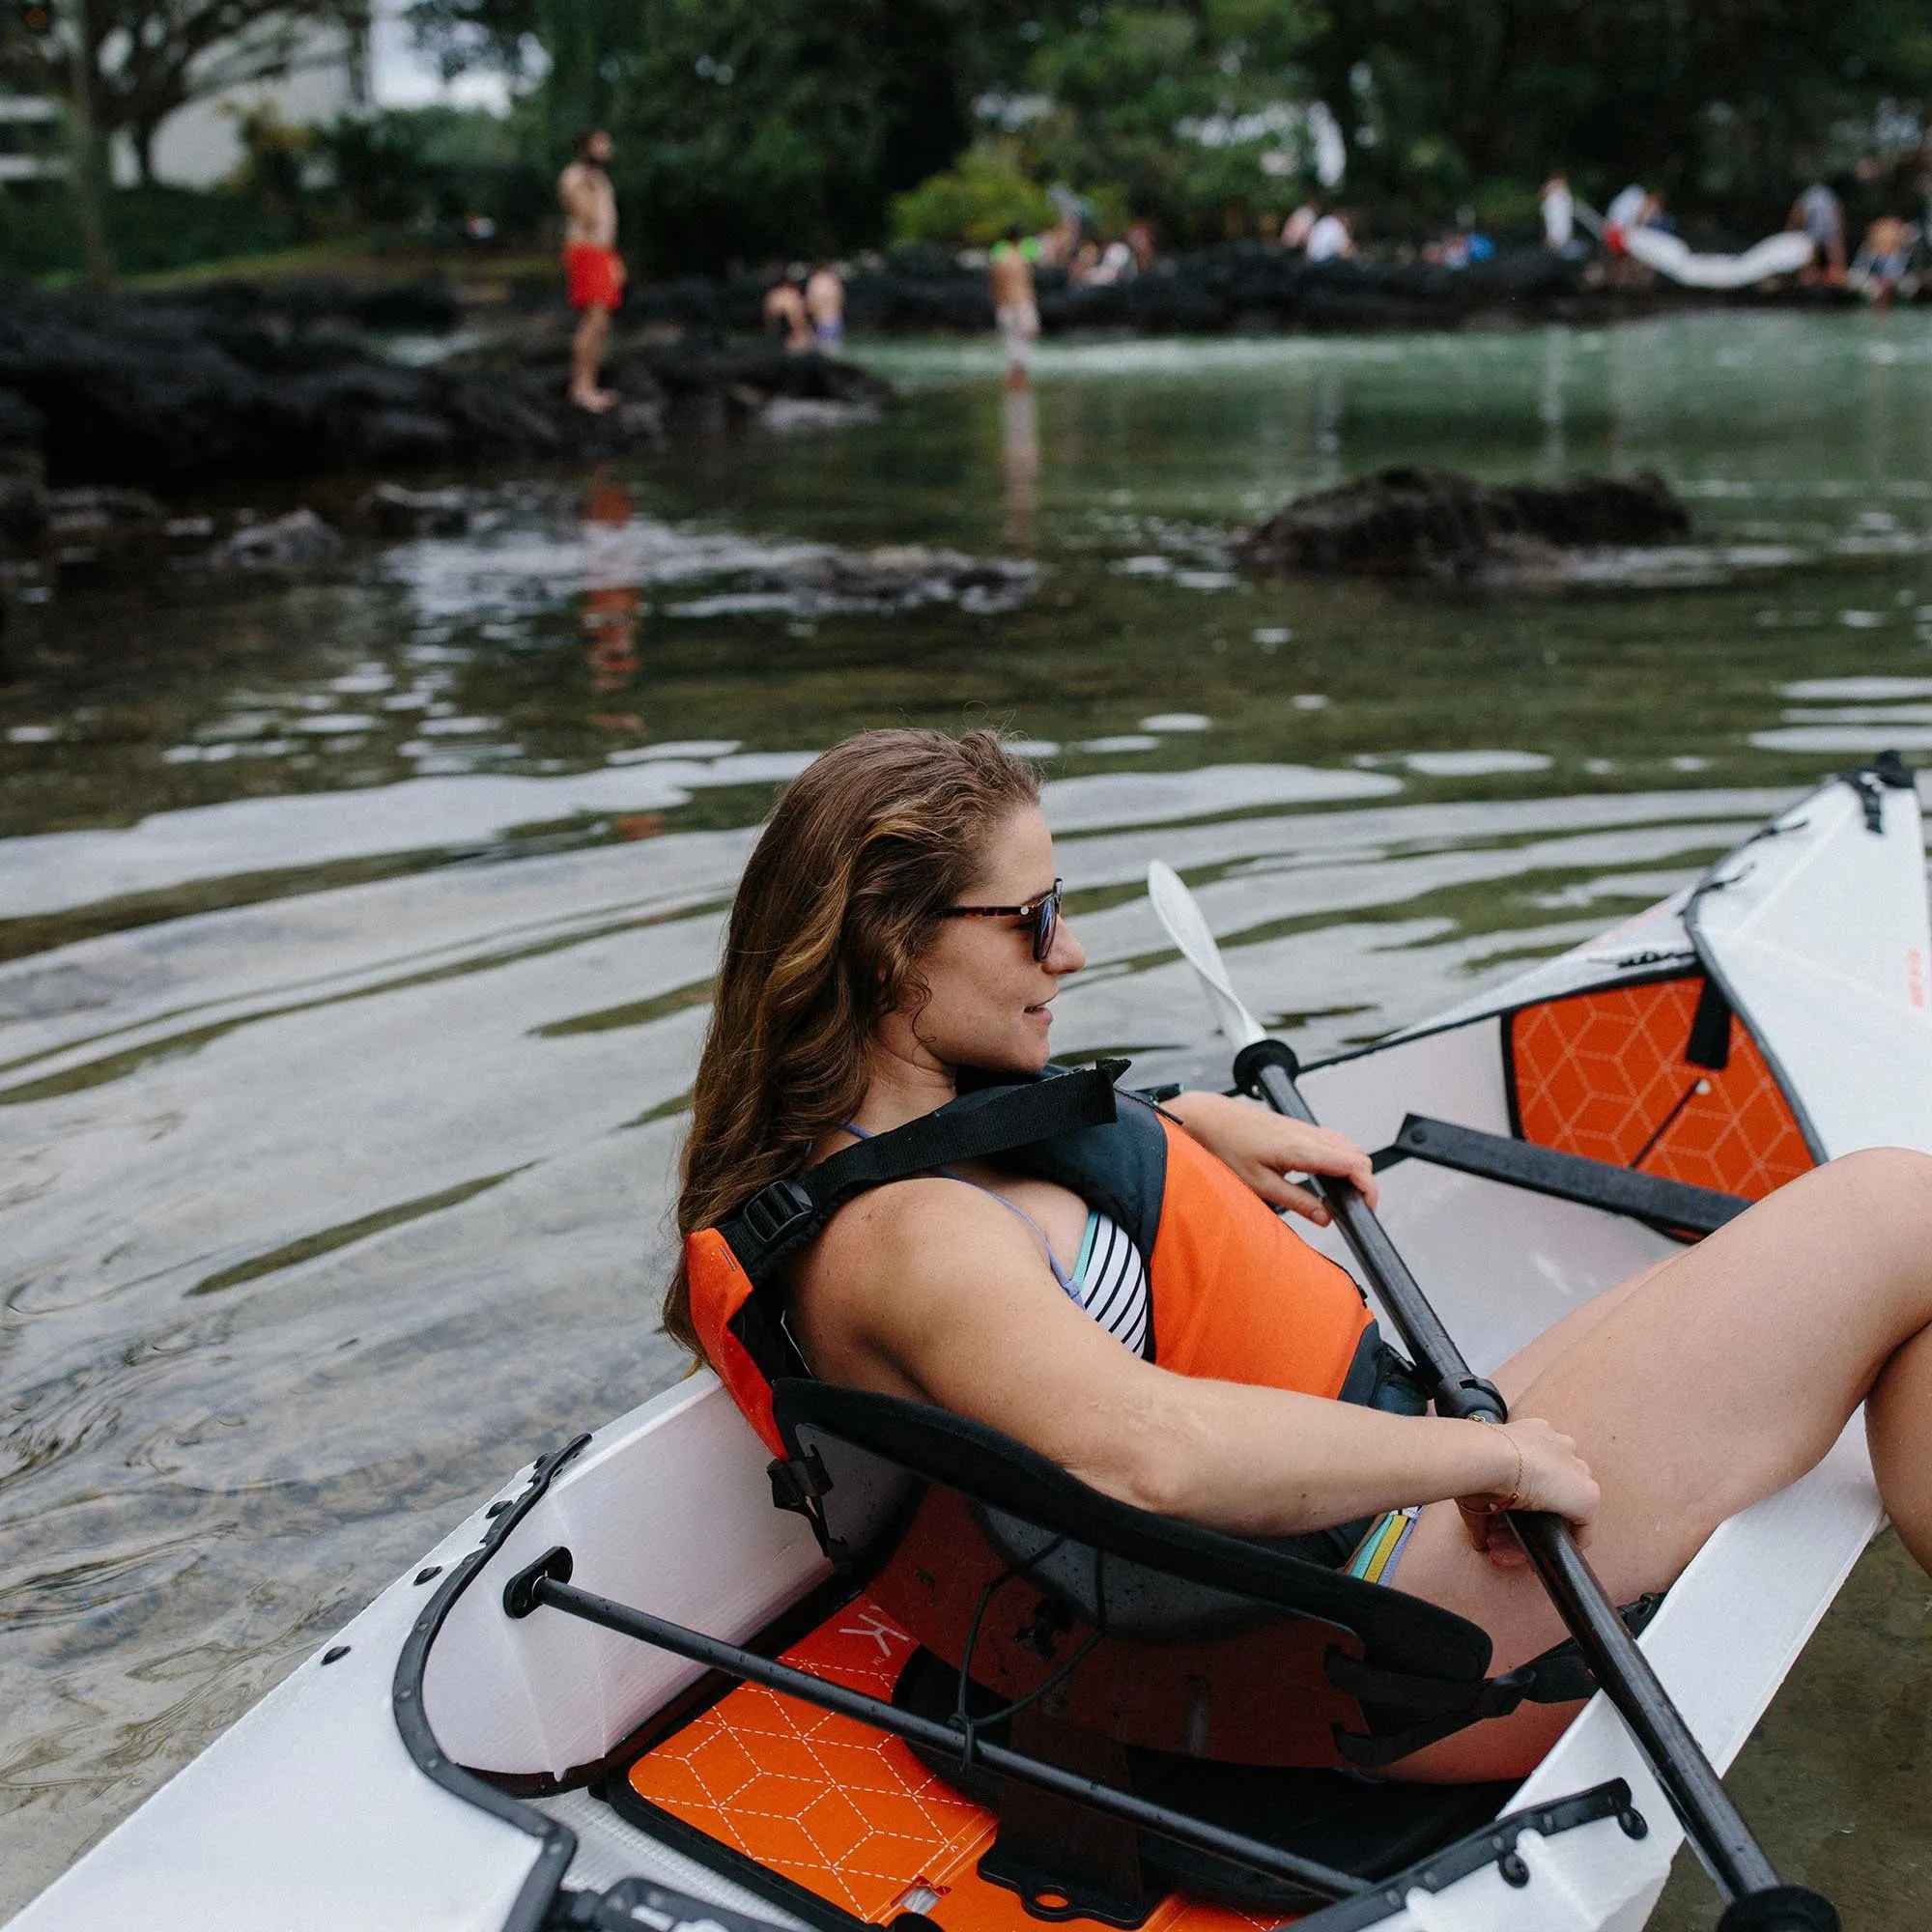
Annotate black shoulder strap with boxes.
[718,1062,1125,1290]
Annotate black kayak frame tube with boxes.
[501,1548,1367,1904]
[1231,1037,1839,1932]
[506,1549,1646,1928]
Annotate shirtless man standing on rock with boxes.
[988,225,1039,391]
[558,129,624,412]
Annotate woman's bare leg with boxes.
[1385,1147,1932,1780]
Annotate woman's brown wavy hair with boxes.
[665,727,1041,1355]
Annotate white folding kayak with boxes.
[13,759,1929,1932]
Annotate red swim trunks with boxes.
[564,243,625,311]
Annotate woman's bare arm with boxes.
[792,1179,1597,1542]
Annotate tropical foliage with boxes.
[889,143,1058,248]
[0,0,370,185]
[407,0,1932,262]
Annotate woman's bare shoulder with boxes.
[802,1176,1018,1288]
[792,1177,1043,1354]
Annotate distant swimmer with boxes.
[805,262,845,354]
[989,225,1040,391]
[558,128,624,413]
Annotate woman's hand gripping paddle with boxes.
[1145,860,1838,1932]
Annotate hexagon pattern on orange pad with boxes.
[1511,976,1812,1201]
[628,1599,990,1920]
[624,1597,1282,1932]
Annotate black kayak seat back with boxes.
[769,1378,1526,1772]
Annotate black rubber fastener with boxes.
[1619,1806,1649,1840]
[1232,1037,1301,1096]
[485,1499,512,1518]
[414,1566,442,1585]
[1716,1888,1840,1932]
[1497,1849,1530,1889]
[321,1645,350,1665]
[502,1544,574,1619]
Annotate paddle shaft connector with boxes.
[1716,1887,1841,1932]
[1230,1033,1831,1924]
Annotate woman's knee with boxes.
[1815,1147,1932,1229]
[1804,1148,1932,1295]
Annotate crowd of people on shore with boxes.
[1540,165,1926,306]
[553,121,1932,411]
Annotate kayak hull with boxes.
[14,765,1927,1932]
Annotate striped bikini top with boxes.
[840,1122,1151,1356]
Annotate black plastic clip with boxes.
[502,1544,574,1619]
[553,1876,803,1932]
[767,1448,833,1517]
[1233,1037,1302,1095]
[1435,1373,1508,1425]
[739,1177,816,1250]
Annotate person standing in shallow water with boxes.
[989,225,1039,392]
[558,129,624,413]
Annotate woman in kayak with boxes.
[668,727,1932,1781]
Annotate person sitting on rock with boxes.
[1305,209,1354,264]
[805,263,845,354]
[764,268,812,353]
[1853,215,1918,308]
[1280,202,1319,253]
[1787,181,1847,285]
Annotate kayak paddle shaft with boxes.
[1231,1037,1837,1932]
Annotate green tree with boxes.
[408,0,1932,265]
[889,140,1057,246]
[1009,1,1326,242]
[0,0,372,186]
[412,0,1059,269]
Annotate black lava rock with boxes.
[1237,467,1693,580]
[0,285,893,494]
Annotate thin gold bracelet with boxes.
[1457,1430,1524,1517]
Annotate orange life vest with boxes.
[686,1064,1373,1456]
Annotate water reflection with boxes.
[1001,385,1040,546]
[1540,327,1569,480]
[581,470,644,733]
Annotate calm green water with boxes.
[4,311,1932,1923]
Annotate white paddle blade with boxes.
[1146,862,1267,1047]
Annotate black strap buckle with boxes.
[767,1448,833,1515]
[739,1177,815,1250]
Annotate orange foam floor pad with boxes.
[624,1595,1278,1932]
[1511,976,1812,1200]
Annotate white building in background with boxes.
[128,0,517,185]
[0,95,66,184]
[115,21,365,187]
[0,0,511,196]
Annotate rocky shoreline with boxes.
[0,283,890,504]
[95,234,1873,356]
[622,242,1867,338]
